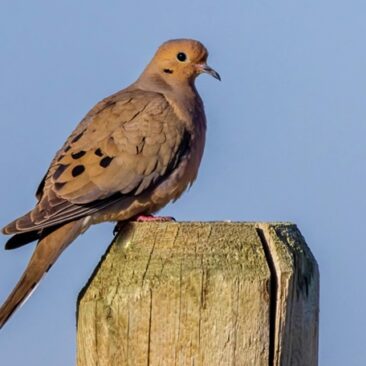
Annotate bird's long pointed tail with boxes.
[0,219,85,329]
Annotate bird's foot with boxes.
[134,215,176,222]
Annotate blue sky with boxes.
[1,0,365,364]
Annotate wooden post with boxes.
[76,222,319,366]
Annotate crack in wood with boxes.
[147,288,153,365]
[256,227,278,366]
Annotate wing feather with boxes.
[3,89,190,234]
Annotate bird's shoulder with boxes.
[68,88,180,144]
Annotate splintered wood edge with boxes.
[256,223,319,366]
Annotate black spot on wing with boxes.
[72,165,85,177]
[54,182,66,190]
[100,156,113,168]
[71,131,84,143]
[95,148,103,157]
[53,164,69,180]
[71,151,86,159]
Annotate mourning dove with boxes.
[0,39,220,328]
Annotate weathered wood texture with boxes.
[77,222,319,366]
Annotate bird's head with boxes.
[139,39,220,90]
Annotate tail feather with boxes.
[0,219,85,329]
[4,231,41,250]
[2,209,35,235]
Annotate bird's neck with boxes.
[133,72,204,130]
[135,69,193,92]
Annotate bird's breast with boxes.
[149,119,206,211]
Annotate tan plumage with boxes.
[0,39,220,328]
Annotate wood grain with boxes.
[77,222,319,366]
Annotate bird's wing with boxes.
[3,89,190,234]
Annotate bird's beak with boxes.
[196,64,221,81]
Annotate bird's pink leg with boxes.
[113,215,175,235]
[134,215,176,222]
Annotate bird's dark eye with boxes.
[177,52,187,62]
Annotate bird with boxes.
[0,39,220,329]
